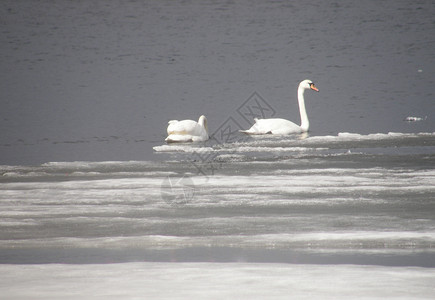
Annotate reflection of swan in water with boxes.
[165,115,209,143]
[240,79,319,135]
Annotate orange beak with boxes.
[310,83,319,92]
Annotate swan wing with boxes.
[167,120,199,135]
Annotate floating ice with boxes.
[404,116,427,122]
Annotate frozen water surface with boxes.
[1,133,434,298]
[1,263,435,300]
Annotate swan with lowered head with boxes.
[240,79,319,135]
[165,115,209,143]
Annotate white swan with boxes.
[240,79,319,135]
[165,115,209,143]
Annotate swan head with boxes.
[300,79,319,92]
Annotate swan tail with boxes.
[239,119,264,134]
[239,129,262,135]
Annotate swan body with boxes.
[245,118,304,135]
[240,79,319,135]
[165,115,209,143]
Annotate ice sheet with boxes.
[1,263,434,299]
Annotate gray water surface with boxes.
[1,0,434,165]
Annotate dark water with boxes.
[0,0,434,165]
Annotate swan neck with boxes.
[297,87,309,131]
[199,116,209,135]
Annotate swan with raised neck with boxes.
[240,79,319,135]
